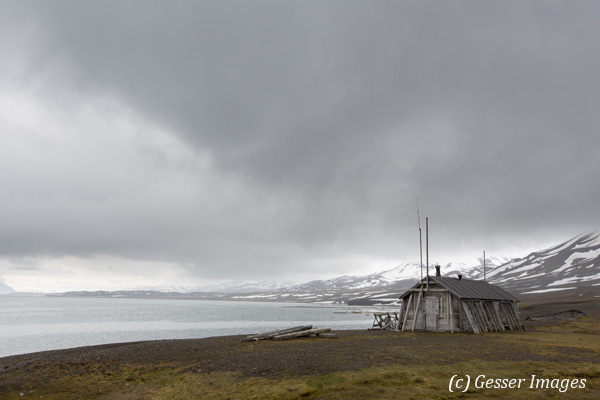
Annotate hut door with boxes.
[425,297,439,329]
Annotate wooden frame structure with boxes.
[369,312,399,330]
[398,276,522,334]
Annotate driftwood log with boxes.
[240,325,312,342]
[241,326,337,342]
[272,327,331,340]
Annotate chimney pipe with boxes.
[435,265,441,277]
[458,274,462,281]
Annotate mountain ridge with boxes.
[48,231,600,305]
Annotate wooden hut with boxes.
[398,269,522,334]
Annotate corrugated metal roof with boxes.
[399,276,519,302]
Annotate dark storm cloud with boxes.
[1,1,599,287]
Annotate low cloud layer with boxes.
[1,1,599,291]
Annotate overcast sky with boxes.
[1,1,599,292]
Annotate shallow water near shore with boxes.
[0,295,383,358]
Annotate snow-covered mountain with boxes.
[0,280,15,294]
[486,231,600,297]
[56,231,600,304]
[284,257,509,294]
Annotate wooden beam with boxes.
[469,301,486,333]
[492,302,505,332]
[501,302,518,330]
[401,292,413,332]
[449,294,454,334]
[485,301,502,332]
[478,301,493,332]
[458,297,464,332]
[462,301,480,334]
[272,327,331,340]
[240,325,313,342]
[412,290,423,331]
[487,301,504,332]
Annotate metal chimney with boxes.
[435,265,441,277]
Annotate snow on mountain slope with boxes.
[486,231,600,295]
[126,231,599,302]
[284,257,508,294]
[0,280,15,294]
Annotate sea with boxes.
[0,295,388,358]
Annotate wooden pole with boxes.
[462,301,481,334]
[417,196,423,282]
[491,302,505,332]
[401,292,413,332]
[426,217,429,291]
[419,227,423,282]
[483,250,486,281]
[412,290,423,331]
[449,293,454,333]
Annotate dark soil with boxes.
[1,325,596,386]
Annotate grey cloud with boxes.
[1,1,599,286]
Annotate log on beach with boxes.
[240,325,313,342]
[272,327,331,340]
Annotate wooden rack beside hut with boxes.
[398,266,522,334]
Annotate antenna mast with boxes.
[426,217,429,291]
[483,250,486,281]
[416,196,423,282]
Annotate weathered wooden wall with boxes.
[401,285,522,334]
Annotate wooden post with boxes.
[412,290,423,331]
[483,250,486,281]
[472,301,487,333]
[486,301,504,332]
[477,301,491,332]
[501,302,518,330]
[491,302,505,332]
[458,297,464,332]
[401,293,413,332]
[449,294,454,333]
[513,302,522,329]
[426,217,429,291]
[462,301,480,334]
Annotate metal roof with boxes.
[399,276,519,302]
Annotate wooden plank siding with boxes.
[399,278,522,334]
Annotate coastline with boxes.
[2,316,600,399]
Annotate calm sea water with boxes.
[0,295,383,358]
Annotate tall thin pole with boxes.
[483,250,486,281]
[416,197,422,282]
[426,217,429,291]
[419,229,423,281]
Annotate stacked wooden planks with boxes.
[240,325,338,342]
[461,300,523,334]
